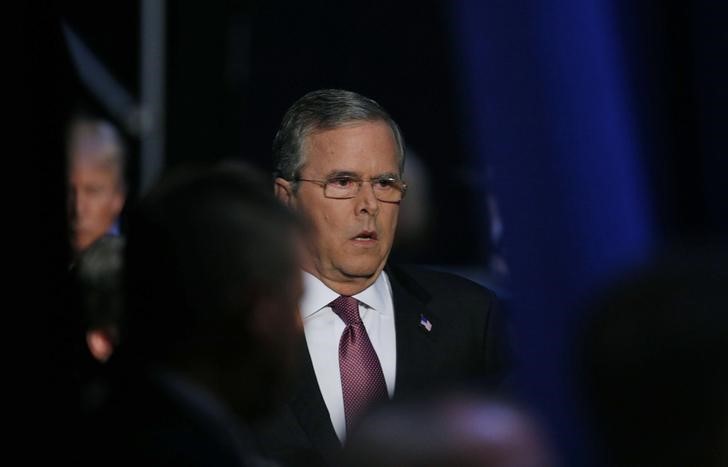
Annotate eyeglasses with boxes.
[295,175,408,202]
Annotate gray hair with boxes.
[272,89,406,181]
[66,116,127,191]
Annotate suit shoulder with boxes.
[387,264,497,302]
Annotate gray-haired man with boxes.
[254,89,510,467]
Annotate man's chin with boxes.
[308,256,389,291]
[73,232,98,252]
[341,265,390,287]
[339,262,386,281]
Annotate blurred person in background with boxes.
[341,392,556,467]
[73,235,126,415]
[81,162,304,467]
[66,113,127,257]
[580,245,728,467]
[75,235,125,364]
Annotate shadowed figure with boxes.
[75,235,125,364]
[580,246,728,467]
[340,392,556,467]
[81,162,304,467]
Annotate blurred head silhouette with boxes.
[66,114,127,254]
[581,245,728,467]
[341,392,556,467]
[121,161,304,418]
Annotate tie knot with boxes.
[330,295,361,325]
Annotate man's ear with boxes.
[274,177,295,207]
[111,190,126,218]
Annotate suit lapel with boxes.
[288,337,341,463]
[388,266,439,399]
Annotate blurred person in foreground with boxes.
[580,245,728,467]
[66,113,127,258]
[341,392,556,467]
[253,89,510,466]
[81,162,304,467]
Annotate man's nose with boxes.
[72,191,88,219]
[67,189,78,216]
[355,181,379,215]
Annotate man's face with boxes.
[67,161,125,253]
[279,120,401,294]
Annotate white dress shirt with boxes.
[300,271,397,442]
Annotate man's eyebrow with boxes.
[324,170,360,179]
[373,171,401,180]
[322,170,401,180]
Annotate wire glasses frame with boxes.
[295,175,408,202]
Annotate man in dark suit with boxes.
[254,89,509,466]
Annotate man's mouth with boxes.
[352,230,378,241]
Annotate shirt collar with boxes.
[300,270,391,320]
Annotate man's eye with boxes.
[329,177,355,187]
[85,186,105,195]
[375,178,396,189]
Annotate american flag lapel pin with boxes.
[419,313,433,332]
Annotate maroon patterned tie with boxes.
[330,295,388,435]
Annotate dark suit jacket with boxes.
[251,265,510,467]
[80,367,272,467]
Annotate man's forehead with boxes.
[70,152,121,172]
[308,119,394,140]
[69,161,123,190]
[70,164,120,180]
[301,123,399,172]
[304,162,400,179]
[310,118,381,133]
